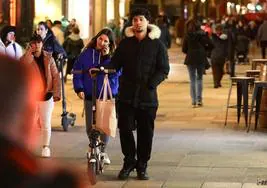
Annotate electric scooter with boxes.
[57,57,76,131]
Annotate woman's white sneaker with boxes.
[101,153,111,165]
[41,146,51,158]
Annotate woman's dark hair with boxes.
[85,28,116,55]
[36,21,54,39]
[38,21,48,30]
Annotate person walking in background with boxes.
[225,17,237,77]
[182,19,213,108]
[247,21,258,58]
[174,17,185,46]
[65,18,79,39]
[63,27,84,83]
[51,20,65,46]
[257,16,267,58]
[0,25,23,59]
[72,28,120,165]
[36,21,66,64]
[20,34,61,158]
[210,24,228,88]
[107,8,169,180]
[156,16,171,49]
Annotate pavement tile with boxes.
[242,183,267,188]
[202,182,242,188]
[163,181,203,188]
[205,168,246,182]
[168,167,210,181]
[123,180,163,188]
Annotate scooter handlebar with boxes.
[90,66,116,75]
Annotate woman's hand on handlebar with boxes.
[77,92,85,100]
[89,67,100,78]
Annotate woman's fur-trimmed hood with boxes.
[125,24,161,40]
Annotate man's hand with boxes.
[77,92,84,100]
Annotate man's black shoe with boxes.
[137,169,149,180]
[118,162,136,180]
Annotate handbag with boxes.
[96,75,117,137]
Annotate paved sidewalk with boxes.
[45,44,267,188]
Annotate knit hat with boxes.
[0,25,16,42]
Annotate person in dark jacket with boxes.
[36,21,67,69]
[106,8,169,180]
[72,28,120,165]
[210,24,228,88]
[0,55,88,188]
[225,17,237,77]
[156,16,171,49]
[63,27,84,83]
[182,19,213,107]
[257,17,267,58]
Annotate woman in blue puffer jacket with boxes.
[73,28,120,165]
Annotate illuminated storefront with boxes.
[68,0,90,39]
[34,0,63,25]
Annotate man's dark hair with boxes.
[130,8,151,22]
[53,20,62,25]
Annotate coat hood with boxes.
[125,24,161,40]
[187,30,207,40]
[68,33,81,41]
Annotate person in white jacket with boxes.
[0,26,23,59]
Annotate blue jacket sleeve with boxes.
[72,50,88,93]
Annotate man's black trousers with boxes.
[118,102,157,165]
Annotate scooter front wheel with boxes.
[88,161,97,185]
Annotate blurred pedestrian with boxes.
[182,19,213,107]
[63,27,84,83]
[20,34,61,158]
[0,25,23,59]
[0,54,88,188]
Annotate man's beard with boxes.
[135,29,143,33]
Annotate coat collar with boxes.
[125,24,161,40]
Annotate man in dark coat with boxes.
[109,8,169,180]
